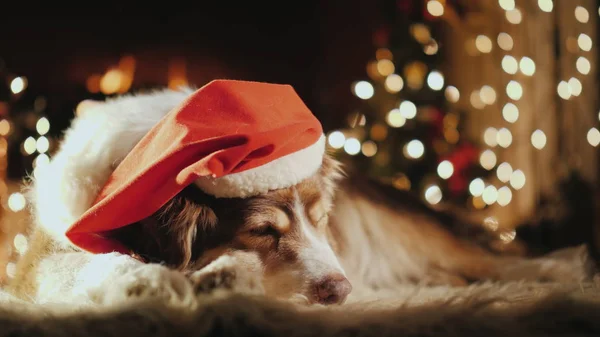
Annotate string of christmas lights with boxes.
[0,64,54,282]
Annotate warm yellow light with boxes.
[470,90,486,109]
[505,8,522,24]
[483,216,499,231]
[497,128,513,148]
[404,140,425,159]
[167,58,188,91]
[404,61,428,90]
[537,0,553,12]
[531,129,547,149]
[568,77,582,96]
[472,196,486,210]
[34,154,50,168]
[444,129,460,144]
[519,57,536,76]
[502,55,518,74]
[361,141,378,157]
[36,136,49,153]
[0,120,11,136]
[444,113,459,129]
[576,57,591,75]
[353,81,375,99]
[475,35,493,53]
[479,85,497,105]
[376,48,393,60]
[399,101,417,119]
[506,81,523,101]
[497,33,514,51]
[469,178,485,197]
[6,263,16,278]
[578,33,593,52]
[392,173,411,190]
[575,6,589,23]
[10,77,27,94]
[497,162,513,183]
[500,230,516,243]
[386,109,406,128]
[424,40,439,55]
[8,192,26,212]
[498,0,515,11]
[480,150,497,170]
[502,103,519,123]
[445,86,460,103]
[424,185,443,205]
[410,24,431,44]
[427,70,444,91]
[13,234,28,255]
[36,117,50,135]
[497,186,513,206]
[427,0,444,17]
[510,170,526,190]
[482,185,499,205]
[437,160,454,179]
[100,69,124,95]
[367,60,380,80]
[377,59,395,76]
[327,131,345,149]
[484,127,498,147]
[384,74,404,93]
[557,80,572,100]
[23,137,36,155]
[587,127,600,147]
[344,138,361,155]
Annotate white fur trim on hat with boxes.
[194,134,325,198]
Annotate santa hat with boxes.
[30,80,325,254]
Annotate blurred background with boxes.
[0,0,599,283]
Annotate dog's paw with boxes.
[101,264,196,307]
[189,251,264,297]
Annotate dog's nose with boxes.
[314,274,352,305]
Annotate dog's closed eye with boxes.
[249,223,280,237]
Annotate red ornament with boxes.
[441,142,478,196]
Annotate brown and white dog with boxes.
[6,87,596,307]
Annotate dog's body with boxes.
[6,87,595,307]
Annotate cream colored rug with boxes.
[1,280,600,337]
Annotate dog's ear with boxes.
[108,184,219,270]
[161,192,218,269]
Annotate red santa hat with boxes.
[59,80,325,254]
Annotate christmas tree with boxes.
[327,0,491,210]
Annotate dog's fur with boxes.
[5,87,596,307]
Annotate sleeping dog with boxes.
[6,82,595,307]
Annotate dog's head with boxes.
[110,154,351,305]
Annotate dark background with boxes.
[0,1,384,133]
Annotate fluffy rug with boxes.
[2,280,600,337]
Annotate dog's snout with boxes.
[314,274,352,305]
